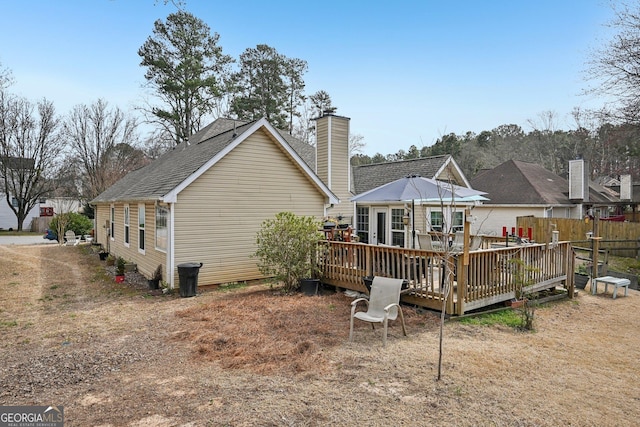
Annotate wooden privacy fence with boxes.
[319,240,574,315]
[517,216,640,258]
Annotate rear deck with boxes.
[319,240,575,315]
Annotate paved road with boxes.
[0,235,58,245]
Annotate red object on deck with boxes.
[518,227,523,237]
[502,226,507,237]
[528,228,533,241]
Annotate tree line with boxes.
[352,109,640,181]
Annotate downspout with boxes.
[167,202,175,289]
[327,115,332,189]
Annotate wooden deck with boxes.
[319,240,575,315]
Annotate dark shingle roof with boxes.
[352,155,451,194]
[470,160,613,205]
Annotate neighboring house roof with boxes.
[470,160,615,205]
[351,155,464,194]
[91,117,335,204]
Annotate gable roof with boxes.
[92,117,335,204]
[470,160,614,205]
[351,155,466,194]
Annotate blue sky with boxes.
[0,1,615,155]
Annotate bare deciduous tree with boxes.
[0,92,62,230]
[585,1,640,123]
[63,99,143,200]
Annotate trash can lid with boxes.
[178,262,203,268]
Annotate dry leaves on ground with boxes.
[1,244,640,426]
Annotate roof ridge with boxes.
[355,154,449,168]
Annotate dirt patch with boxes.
[1,244,639,426]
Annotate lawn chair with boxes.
[349,276,407,346]
[450,231,465,252]
[470,235,483,250]
[65,230,79,246]
[417,233,443,252]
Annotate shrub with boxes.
[253,212,324,293]
[50,212,93,238]
[116,257,126,276]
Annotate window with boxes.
[430,211,443,232]
[110,205,115,240]
[452,211,464,233]
[356,206,369,244]
[155,205,168,251]
[11,197,18,207]
[123,205,130,246]
[391,208,405,247]
[138,204,145,252]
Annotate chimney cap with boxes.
[322,107,337,116]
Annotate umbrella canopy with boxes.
[351,175,488,203]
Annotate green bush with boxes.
[253,212,324,293]
[50,212,93,238]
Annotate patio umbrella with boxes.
[351,175,488,248]
[350,174,488,203]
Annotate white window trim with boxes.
[110,204,115,241]
[123,204,130,248]
[155,204,168,253]
[138,203,146,254]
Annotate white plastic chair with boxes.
[451,231,465,252]
[349,276,407,346]
[417,233,444,252]
[65,230,79,246]
[470,235,483,250]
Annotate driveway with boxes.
[0,234,58,245]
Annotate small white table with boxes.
[592,276,631,299]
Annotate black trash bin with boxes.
[177,262,203,297]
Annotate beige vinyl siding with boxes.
[94,204,110,246]
[326,116,353,218]
[316,119,329,183]
[173,128,327,286]
[93,202,166,281]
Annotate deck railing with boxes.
[319,241,574,315]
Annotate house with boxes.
[469,159,619,236]
[349,156,478,247]
[91,117,338,288]
[92,110,485,288]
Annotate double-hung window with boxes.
[356,206,369,244]
[391,208,405,247]
[138,204,145,253]
[452,211,464,233]
[110,205,115,240]
[123,205,130,246]
[430,210,443,232]
[155,205,168,252]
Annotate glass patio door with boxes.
[371,208,387,245]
